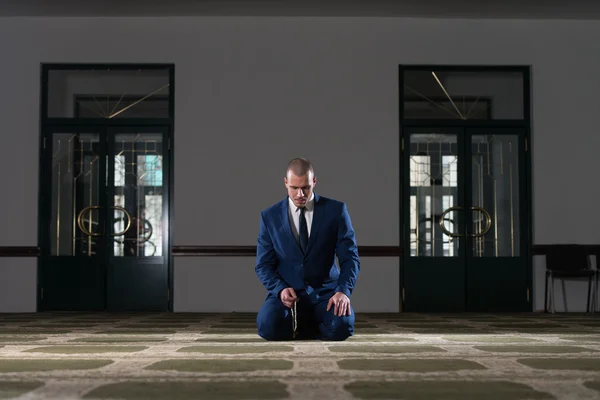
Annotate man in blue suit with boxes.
[255,158,360,341]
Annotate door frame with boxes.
[398,65,533,312]
[37,63,175,312]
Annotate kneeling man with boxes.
[255,158,360,341]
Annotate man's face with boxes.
[285,171,316,208]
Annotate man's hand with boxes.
[280,288,298,308]
[327,292,351,317]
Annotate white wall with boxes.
[0,16,599,313]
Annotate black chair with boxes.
[544,244,597,313]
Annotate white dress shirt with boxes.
[288,193,314,243]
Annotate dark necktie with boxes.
[299,207,309,253]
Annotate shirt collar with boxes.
[288,192,315,212]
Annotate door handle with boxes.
[76,206,132,237]
[76,206,102,237]
[471,206,492,237]
[111,206,132,237]
[439,206,463,238]
[439,206,492,238]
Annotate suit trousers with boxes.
[256,289,354,341]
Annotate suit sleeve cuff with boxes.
[335,286,351,298]
[272,282,289,299]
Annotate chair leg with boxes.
[595,271,599,313]
[544,272,549,313]
[551,276,556,313]
[593,269,600,312]
[596,271,600,313]
[587,276,592,313]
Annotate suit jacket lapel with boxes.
[305,193,322,255]
[279,199,303,254]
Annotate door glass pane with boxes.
[47,68,171,119]
[471,135,520,257]
[403,69,525,120]
[112,133,164,257]
[409,133,459,257]
[50,133,101,256]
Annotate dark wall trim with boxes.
[171,245,403,257]
[0,245,402,258]
[173,246,256,257]
[531,244,600,256]
[5,244,599,258]
[0,247,40,257]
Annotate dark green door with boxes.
[39,126,170,311]
[105,127,170,311]
[39,127,107,311]
[402,127,529,312]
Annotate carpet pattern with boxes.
[0,312,599,399]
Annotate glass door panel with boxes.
[41,129,107,311]
[470,134,521,258]
[466,130,528,312]
[111,133,164,258]
[50,133,102,256]
[409,133,460,258]
[106,129,169,311]
[403,129,466,312]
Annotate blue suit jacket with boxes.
[255,193,360,300]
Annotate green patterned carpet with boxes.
[0,312,599,399]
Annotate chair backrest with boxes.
[544,244,591,272]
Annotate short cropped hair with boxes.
[286,157,314,177]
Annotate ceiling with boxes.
[1,0,600,19]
